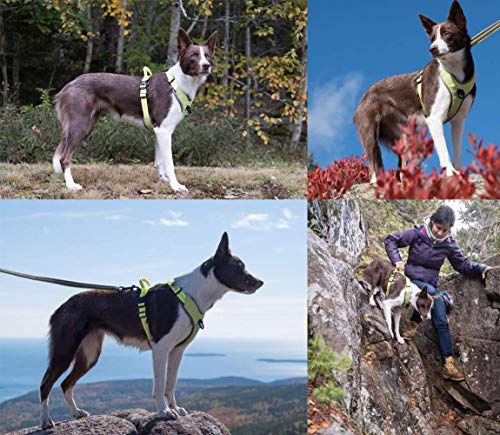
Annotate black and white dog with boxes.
[39,233,263,428]
[53,29,217,192]
[354,1,475,183]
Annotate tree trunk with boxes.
[167,1,181,63]
[145,0,155,56]
[222,0,230,86]
[289,24,308,151]
[11,33,19,102]
[83,4,94,73]
[0,12,8,106]
[200,14,208,40]
[115,0,127,73]
[245,23,251,122]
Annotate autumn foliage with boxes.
[307,155,370,199]
[308,119,500,199]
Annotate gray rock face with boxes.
[6,410,230,435]
[308,226,500,435]
[308,200,366,266]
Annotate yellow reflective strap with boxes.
[140,67,154,131]
[166,72,193,116]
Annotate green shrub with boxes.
[308,334,351,407]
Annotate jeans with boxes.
[410,279,452,359]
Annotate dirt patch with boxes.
[0,163,306,199]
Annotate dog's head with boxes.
[177,28,217,77]
[419,1,470,59]
[202,232,264,294]
[415,286,440,320]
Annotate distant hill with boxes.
[0,377,306,434]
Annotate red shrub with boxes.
[308,155,369,199]
[375,120,499,199]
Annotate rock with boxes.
[6,410,230,435]
[308,200,366,266]
[308,202,500,434]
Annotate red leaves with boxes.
[307,155,369,199]
[308,120,499,199]
[376,120,499,199]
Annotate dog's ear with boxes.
[177,28,193,56]
[205,31,217,54]
[214,232,231,262]
[448,0,467,31]
[419,14,437,38]
[418,286,428,298]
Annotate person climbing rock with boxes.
[384,205,496,382]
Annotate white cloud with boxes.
[146,211,190,227]
[309,73,363,146]
[231,210,296,231]
[105,214,123,221]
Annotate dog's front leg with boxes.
[393,308,405,344]
[450,116,465,170]
[154,128,188,193]
[151,344,177,419]
[382,301,394,339]
[426,116,456,176]
[165,345,188,417]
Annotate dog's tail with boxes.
[353,263,368,274]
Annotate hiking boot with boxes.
[402,321,419,340]
[442,356,465,382]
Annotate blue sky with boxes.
[309,0,500,170]
[0,200,306,349]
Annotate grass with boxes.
[0,163,306,199]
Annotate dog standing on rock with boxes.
[53,29,217,192]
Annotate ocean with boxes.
[0,338,306,404]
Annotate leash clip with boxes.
[198,319,205,329]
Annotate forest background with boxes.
[0,0,307,168]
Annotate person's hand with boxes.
[395,261,405,271]
[482,265,499,279]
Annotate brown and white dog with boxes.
[39,233,263,428]
[53,29,217,192]
[356,259,438,343]
[354,1,475,183]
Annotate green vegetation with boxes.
[308,334,351,407]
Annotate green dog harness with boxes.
[137,278,204,347]
[386,270,411,308]
[165,71,193,116]
[417,66,476,122]
[139,67,194,131]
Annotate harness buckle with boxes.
[198,319,205,329]
[457,89,465,99]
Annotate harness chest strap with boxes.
[137,278,204,347]
[416,67,476,121]
[387,270,411,308]
[139,67,194,132]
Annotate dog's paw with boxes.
[396,337,405,344]
[171,182,188,193]
[67,183,83,191]
[41,417,55,429]
[174,406,188,416]
[444,165,459,177]
[159,409,178,420]
[73,408,90,419]
[369,298,376,307]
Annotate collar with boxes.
[387,270,411,308]
[166,72,193,116]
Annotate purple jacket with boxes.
[384,225,486,288]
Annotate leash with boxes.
[471,19,500,47]
[0,266,138,292]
